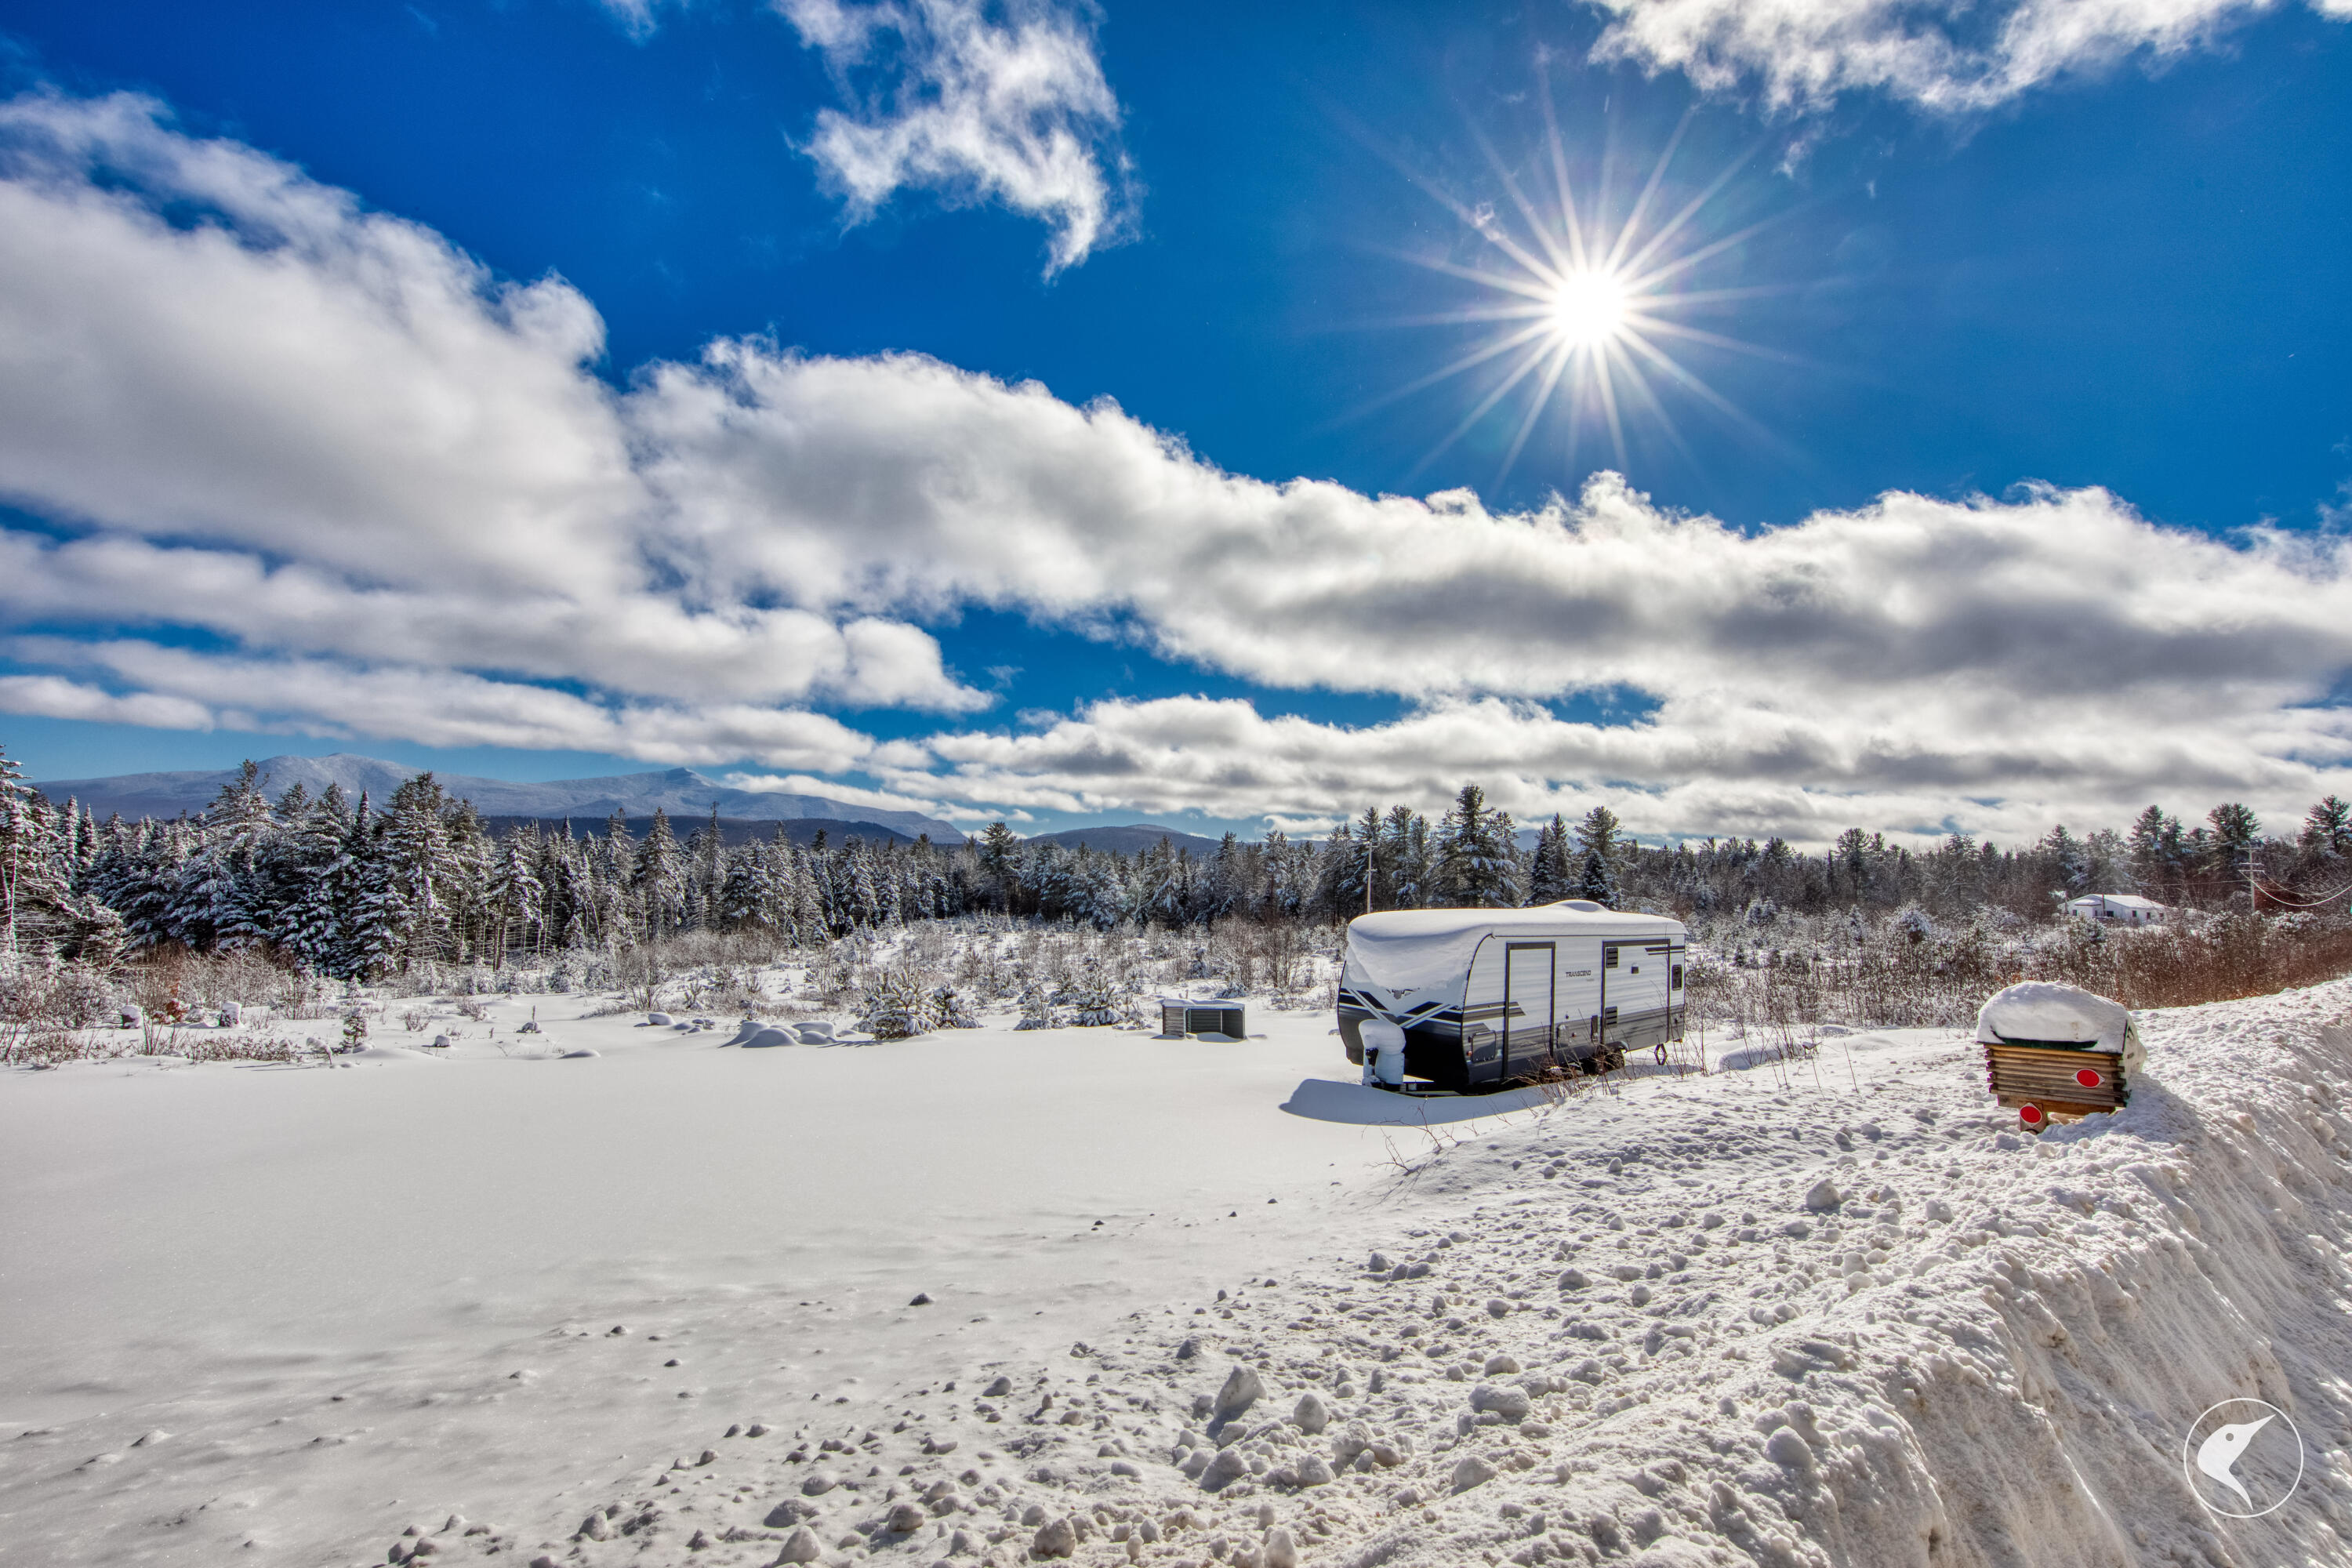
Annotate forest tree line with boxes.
[2,747,2347,980]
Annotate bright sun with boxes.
[1547,270,1628,348]
[1362,91,1791,486]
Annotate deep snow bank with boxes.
[466,985,2352,1568]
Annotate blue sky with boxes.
[0,0,2347,844]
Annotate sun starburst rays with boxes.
[1356,101,1798,489]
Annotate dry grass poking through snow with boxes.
[1688,909,2352,1036]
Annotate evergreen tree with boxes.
[383,775,461,969]
[1384,807,1432,909]
[1573,805,1622,873]
[633,808,687,940]
[2127,805,2180,888]
[975,822,1022,913]
[855,962,942,1039]
[1435,783,1522,907]
[337,795,406,978]
[1577,848,1619,906]
[1012,976,1058,1030]
[0,750,65,956]
[2302,796,2351,858]
[1528,813,1573,904]
[485,829,546,967]
[2037,825,2090,897]
[2205,803,2262,875]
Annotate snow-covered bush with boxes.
[1011,978,1057,1030]
[855,964,943,1040]
[931,984,980,1028]
[1053,960,1121,1028]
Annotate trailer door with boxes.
[1602,939,1671,1047]
[1502,942,1554,1079]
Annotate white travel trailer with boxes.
[1337,902,1689,1091]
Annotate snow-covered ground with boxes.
[5,982,2351,1568]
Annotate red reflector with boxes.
[2075,1068,2103,1088]
[2019,1104,2044,1125]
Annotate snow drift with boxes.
[7,982,2352,1568]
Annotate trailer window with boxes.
[1671,964,1684,990]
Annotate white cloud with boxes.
[717,769,1005,822]
[0,90,982,764]
[0,673,214,732]
[775,0,1131,273]
[631,346,2352,719]
[868,689,2352,848]
[2,641,880,772]
[2,88,2348,846]
[597,0,680,40]
[1583,0,2343,114]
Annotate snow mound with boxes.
[1975,980,2133,1051]
[347,1045,443,1063]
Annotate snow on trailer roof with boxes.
[1344,902,1686,993]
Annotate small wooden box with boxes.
[1984,1041,2129,1131]
[1160,1000,1246,1038]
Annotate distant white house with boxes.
[2066,892,2166,926]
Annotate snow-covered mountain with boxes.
[33,753,967,842]
[1022,823,1225,855]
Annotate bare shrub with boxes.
[175,1031,306,1065]
[1690,908,2352,1029]
[611,946,671,1013]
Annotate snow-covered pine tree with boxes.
[337,794,408,979]
[111,820,187,951]
[1258,830,1312,920]
[485,829,546,968]
[930,983,980,1028]
[2037,825,2090,898]
[1012,977,1058,1030]
[0,757,66,959]
[633,808,687,941]
[720,837,775,932]
[1577,848,1619,907]
[786,835,828,943]
[1573,804,1621,874]
[1379,806,1430,909]
[278,814,347,975]
[1528,813,1573,904]
[1434,784,1522,907]
[443,801,495,961]
[855,963,942,1040]
[1053,958,1121,1026]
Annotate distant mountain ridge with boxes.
[1023,823,1227,855]
[32,753,967,843]
[479,815,927,848]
